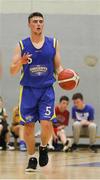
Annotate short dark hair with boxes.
[28,12,44,23]
[59,96,69,103]
[72,93,83,100]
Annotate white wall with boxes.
[0,0,100,15]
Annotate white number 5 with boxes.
[45,106,51,116]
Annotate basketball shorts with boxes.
[19,86,55,125]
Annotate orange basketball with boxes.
[58,69,80,90]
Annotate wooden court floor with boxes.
[0,149,100,179]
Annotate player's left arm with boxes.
[54,40,63,75]
[88,107,95,123]
[3,108,8,120]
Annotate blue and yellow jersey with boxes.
[19,36,57,88]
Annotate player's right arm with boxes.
[3,108,8,120]
[10,44,32,75]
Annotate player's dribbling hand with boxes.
[20,53,32,65]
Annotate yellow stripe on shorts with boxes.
[19,86,25,123]
[51,113,56,121]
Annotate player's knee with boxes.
[41,121,52,131]
[73,121,81,128]
[24,123,34,136]
[89,122,96,129]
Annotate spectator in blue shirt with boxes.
[71,93,97,153]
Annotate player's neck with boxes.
[58,104,66,112]
[30,33,44,43]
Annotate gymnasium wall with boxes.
[0,0,100,138]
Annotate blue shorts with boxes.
[19,86,55,125]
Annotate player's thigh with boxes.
[39,86,55,120]
[19,86,38,124]
[80,126,89,136]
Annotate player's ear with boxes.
[28,22,31,28]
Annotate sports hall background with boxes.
[0,0,100,139]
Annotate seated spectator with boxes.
[71,93,97,153]
[48,96,72,151]
[0,96,14,150]
[11,105,26,151]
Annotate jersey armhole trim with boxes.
[53,38,57,49]
[19,40,24,51]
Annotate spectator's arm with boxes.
[57,125,65,130]
[51,125,58,141]
[88,107,95,121]
[3,108,8,120]
[12,107,16,120]
[72,107,77,121]
[66,111,70,125]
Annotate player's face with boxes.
[60,100,69,111]
[73,99,84,109]
[28,16,44,35]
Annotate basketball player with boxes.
[10,12,63,171]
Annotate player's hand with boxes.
[81,119,89,126]
[57,125,65,130]
[20,53,32,65]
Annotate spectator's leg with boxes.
[48,136,54,150]
[88,123,97,145]
[11,125,19,149]
[57,129,67,145]
[11,125,20,137]
[58,129,72,151]
[5,131,10,144]
[19,125,25,141]
[12,125,26,151]
[0,125,4,149]
[0,124,3,135]
[5,129,15,150]
[72,121,82,144]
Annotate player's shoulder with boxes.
[85,104,94,111]
[55,105,59,111]
[20,36,29,41]
[66,109,70,114]
[13,106,18,112]
[18,37,30,50]
[72,106,76,111]
[20,37,30,43]
[45,36,56,41]
[45,36,57,46]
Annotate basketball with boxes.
[58,69,80,90]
